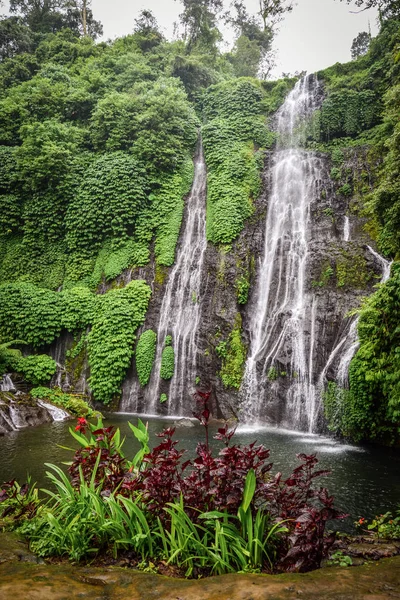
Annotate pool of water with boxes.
[1,413,400,529]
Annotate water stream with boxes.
[330,246,391,388]
[122,143,207,415]
[0,374,15,392]
[240,75,323,431]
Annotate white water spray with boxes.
[333,246,391,388]
[0,374,15,392]
[343,216,350,241]
[240,76,323,432]
[123,143,207,414]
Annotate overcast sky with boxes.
[3,0,379,77]
[94,0,379,77]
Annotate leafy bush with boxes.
[88,280,151,404]
[13,399,345,574]
[17,354,56,384]
[160,346,175,380]
[235,274,250,304]
[135,330,157,387]
[30,386,99,418]
[0,479,39,525]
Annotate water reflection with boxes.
[1,415,399,530]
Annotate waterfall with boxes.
[333,246,391,388]
[343,216,350,241]
[122,142,207,415]
[240,75,323,432]
[0,374,16,392]
[36,400,70,422]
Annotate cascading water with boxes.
[333,246,391,388]
[240,75,323,432]
[343,216,350,242]
[122,142,207,415]
[0,374,15,392]
[36,400,69,422]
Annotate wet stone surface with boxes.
[1,533,400,600]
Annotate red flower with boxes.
[75,417,87,432]
[358,517,365,525]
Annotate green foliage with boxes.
[16,354,56,384]
[351,31,371,60]
[327,551,353,567]
[323,381,352,435]
[323,263,400,444]
[90,79,199,170]
[336,252,370,289]
[160,393,168,404]
[88,281,151,404]
[347,263,400,443]
[0,283,61,347]
[215,340,227,358]
[0,278,151,403]
[267,366,278,381]
[338,183,353,196]
[153,158,194,266]
[312,264,334,288]
[30,386,99,418]
[318,89,380,140]
[0,339,25,375]
[65,152,148,278]
[372,81,400,255]
[219,313,247,389]
[235,273,250,304]
[360,511,400,539]
[160,345,175,381]
[0,29,200,290]
[135,330,157,387]
[202,78,273,244]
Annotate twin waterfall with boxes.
[121,76,390,433]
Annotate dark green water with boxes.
[1,414,400,528]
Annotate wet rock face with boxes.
[0,392,54,434]
[48,145,381,428]
[0,531,400,600]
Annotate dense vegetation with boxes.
[0,0,400,444]
[0,396,346,575]
[0,0,294,406]
[309,13,400,444]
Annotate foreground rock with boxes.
[0,533,399,600]
[0,391,71,434]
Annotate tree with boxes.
[225,0,290,78]
[339,0,400,20]
[8,0,102,37]
[133,9,164,52]
[351,30,371,58]
[0,16,34,60]
[177,0,223,54]
[64,0,102,38]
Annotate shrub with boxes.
[17,354,56,385]
[10,401,345,575]
[30,386,99,418]
[135,330,157,387]
[88,280,151,404]
[160,345,175,380]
